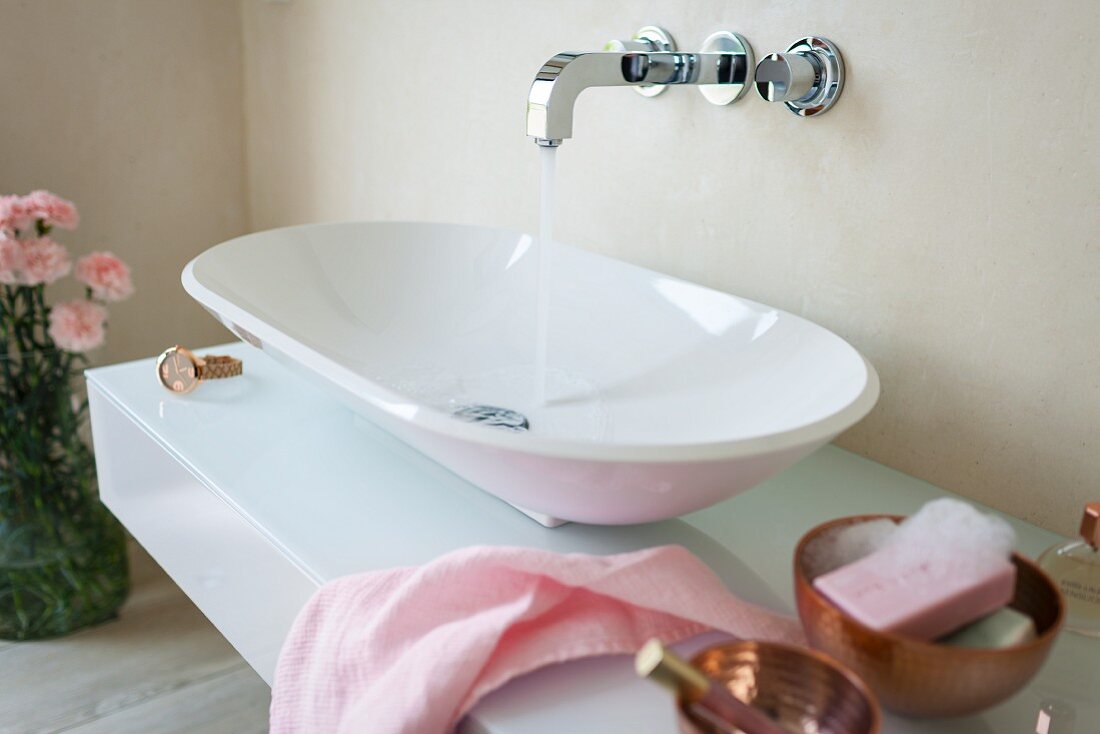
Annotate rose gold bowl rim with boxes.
[684,639,884,734]
[793,514,1066,657]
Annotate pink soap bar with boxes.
[813,546,1017,640]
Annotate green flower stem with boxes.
[1,278,128,640]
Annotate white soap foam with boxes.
[874,498,1017,578]
[803,518,897,577]
[889,498,1016,558]
[805,499,1017,579]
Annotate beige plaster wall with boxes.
[239,0,1099,535]
[0,0,247,366]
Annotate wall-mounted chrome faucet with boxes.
[526,26,845,145]
[526,25,753,146]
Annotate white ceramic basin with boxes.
[183,222,878,526]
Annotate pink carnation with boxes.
[19,237,71,285]
[0,237,24,284]
[0,195,34,235]
[48,299,108,352]
[75,251,134,302]
[21,190,79,230]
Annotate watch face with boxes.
[157,348,199,394]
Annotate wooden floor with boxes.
[1,543,270,734]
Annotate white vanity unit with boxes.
[86,344,1097,734]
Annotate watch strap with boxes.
[199,354,243,380]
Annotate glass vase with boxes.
[0,348,129,640]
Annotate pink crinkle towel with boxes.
[270,544,805,733]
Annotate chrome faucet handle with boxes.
[755,36,844,116]
[756,53,820,102]
[605,26,677,97]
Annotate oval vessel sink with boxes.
[184,222,878,526]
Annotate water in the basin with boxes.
[534,145,555,406]
[450,365,608,438]
[387,363,610,440]
[385,147,610,438]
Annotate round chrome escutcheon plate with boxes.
[699,31,755,106]
[631,25,676,97]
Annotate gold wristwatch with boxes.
[156,345,243,394]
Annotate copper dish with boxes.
[677,640,882,734]
[794,514,1064,717]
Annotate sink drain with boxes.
[451,404,529,432]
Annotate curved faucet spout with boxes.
[526,50,748,146]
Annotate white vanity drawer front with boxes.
[88,384,317,684]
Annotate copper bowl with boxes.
[794,514,1065,717]
[677,640,882,734]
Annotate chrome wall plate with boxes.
[755,36,844,116]
[698,31,754,105]
[604,25,677,97]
